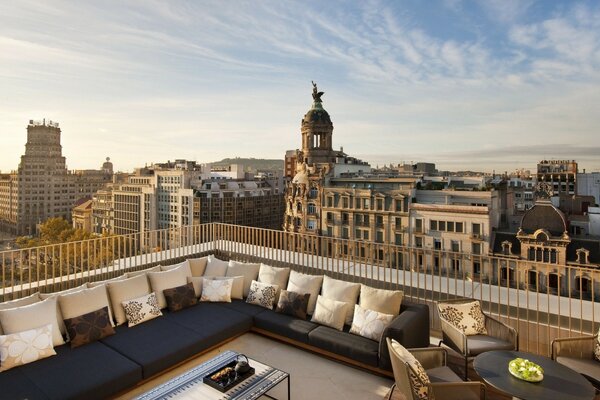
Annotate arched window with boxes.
[576,248,590,264]
[527,270,538,288]
[547,273,559,291]
[576,276,590,293]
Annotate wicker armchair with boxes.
[386,338,486,400]
[551,335,600,388]
[437,299,518,380]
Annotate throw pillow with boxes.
[595,327,600,362]
[107,274,151,325]
[322,276,360,325]
[0,324,56,372]
[275,290,310,320]
[185,256,208,277]
[311,295,348,331]
[0,292,41,335]
[204,255,229,277]
[163,283,198,312]
[258,264,290,302]
[359,284,403,316]
[126,266,161,278]
[187,276,204,297]
[147,263,192,309]
[437,300,487,335]
[160,261,186,271]
[122,292,162,327]
[246,280,278,310]
[87,274,126,288]
[350,304,395,341]
[286,271,323,316]
[58,285,115,329]
[200,278,233,302]
[0,296,64,347]
[39,284,87,336]
[63,306,115,348]
[207,276,244,300]
[390,339,431,400]
[227,260,260,297]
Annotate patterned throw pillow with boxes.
[246,280,278,309]
[275,290,310,319]
[0,324,56,372]
[63,306,115,348]
[349,304,395,341]
[200,278,233,302]
[390,339,432,400]
[163,283,198,312]
[437,300,487,335]
[122,292,163,327]
[594,327,600,362]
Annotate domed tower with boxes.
[300,81,335,165]
[102,157,114,175]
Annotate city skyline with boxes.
[1,1,599,173]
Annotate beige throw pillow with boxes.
[322,276,360,325]
[87,275,127,288]
[390,339,431,400]
[227,261,260,297]
[311,295,348,331]
[40,284,87,336]
[350,304,395,341]
[359,284,403,316]
[204,255,228,277]
[107,274,151,325]
[0,297,64,347]
[0,324,56,372]
[0,293,41,335]
[187,276,204,297]
[126,266,161,278]
[200,278,233,302]
[286,271,323,315]
[437,301,487,335]
[258,264,290,302]
[148,263,192,309]
[58,285,115,328]
[185,256,208,276]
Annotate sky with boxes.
[1,0,599,174]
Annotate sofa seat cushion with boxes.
[254,310,319,344]
[0,368,48,400]
[308,326,379,366]
[100,316,204,378]
[217,299,269,318]
[427,366,463,383]
[18,341,142,400]
[556,356,600,387]
[164,302,253,348]
[466,335,514,356]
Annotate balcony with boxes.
[1,223,599,399]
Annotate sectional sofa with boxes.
[0,255,429,400]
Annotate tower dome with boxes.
[520,201,567,236]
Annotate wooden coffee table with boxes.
[473,350,595,400]
[135,350,290,400]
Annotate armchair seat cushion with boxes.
[431,384,481,400]
[556,356,600,387]
[427,366,463,383]
[466,335,514,356]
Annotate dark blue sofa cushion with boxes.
[100,316,205,378]
[254,309,319,344]
[17,341,142,400]
[164,302,252,348]
[0,367,48,400]
[217,299,269,318]
[308,326,380,366]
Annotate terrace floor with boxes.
[116,332,597,400]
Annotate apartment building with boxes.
[537,159,578,196]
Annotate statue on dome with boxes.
[312,81,324,102]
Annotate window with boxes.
[415,219,423,232]
[472,223,481,235]
[376,215,383,227]
[363,230,369,240]
[439,221,446,231]
[473,261,481,275]
[326,212,333,222]
[528,270,538,287]
[472,242,481,255]
[307,203,316,214]
[434,239,441,250]
[395,218,402,228]
[327,196,333,207]
[548,273,559,290]
[415,237,423,248]
[395,234,402,245]
[430,220,438,231]
[342,197,349,208]
[307,220,316,230]
[342,227,349,239]
[376,231,383,243]
[297,202,302,212]
[451,241,460,252]
[455,222,463,233]
[377,199,383,210]
[342,212,349,225]
[447,221,454,232]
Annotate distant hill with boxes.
[211,157,284,171]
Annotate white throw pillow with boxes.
[350,304,395,341]
[322,276,360,325]
[0,293,41,335]
[204,255,228,277]
[227,260,260,297]
[200,278,233,302]
[206,276,244,300]
[246,280,278,309]
[359,284,403,316]
[437,301,487,335]
[0,297,64,347]
[107,274,151,325]
[147,263,192,309]
[0,324,56,372]
[121,292,162,328]
[286,271,323,315]
[311,295,348,331]
[258,264,290,302]
[58,285,115,328]
[187,276,204,297]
